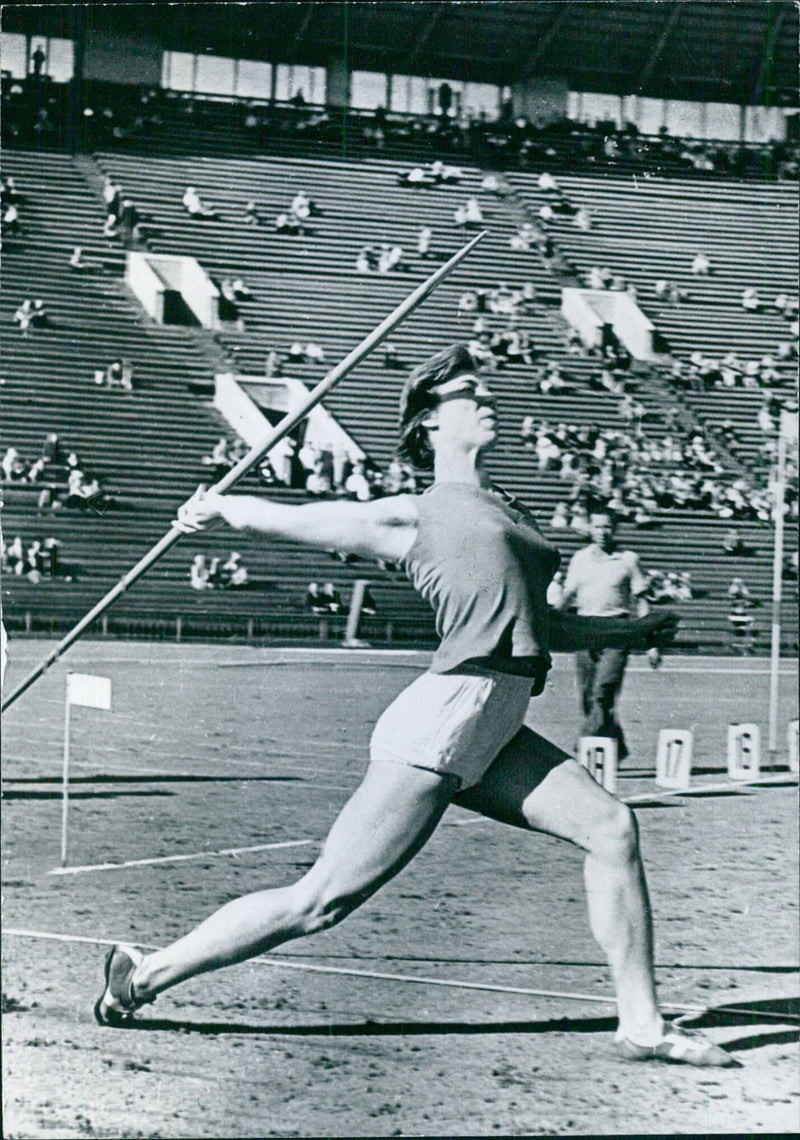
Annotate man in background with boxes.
[557,508,655,763]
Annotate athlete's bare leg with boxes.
[132,761,457,999]
[454,728,663,1043]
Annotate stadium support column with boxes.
[327,56,350,109]
[768,410,798,761]
[68,6,87,154]
[510,77,568,127]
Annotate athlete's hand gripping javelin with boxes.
[173,485,227,534]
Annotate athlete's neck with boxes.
[432,446,489,487]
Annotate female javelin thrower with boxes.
[96,344,732,1067]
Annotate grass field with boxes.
[2,640,799,1138]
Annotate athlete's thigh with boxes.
[452,726,621,848]
[305,760,457,904]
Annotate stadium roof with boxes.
[4,1,798,106]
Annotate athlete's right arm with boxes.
[174,485,418,563]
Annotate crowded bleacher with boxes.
[1,5,797,652]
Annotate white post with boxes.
[61,695,71,868]
[768,426,787,760]
[344,579,369,648]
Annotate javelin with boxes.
[2,230,486,711]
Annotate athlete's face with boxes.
[589,512,615,549]
[427,373,498,454]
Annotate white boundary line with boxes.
[624,772,798,804]
[48,839,315,876]
[5,927,797,1023]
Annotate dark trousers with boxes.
[576,646,630,760]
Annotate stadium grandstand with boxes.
[1,0,798,654]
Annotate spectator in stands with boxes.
[305,458,332,496]
[305,342,326,365]
[2,201,22,236]
[537,172,560,194]
[42,432,60,465]
[182,186,218,220]
[359,586,378,617]
[3,536,25,574]
[290,190,321,220]
[344,459,373,502]
[728,599,755,654]
[772,293,799,318]
[728,576,753,606]
[104,359,134,391]
[550,502,569,530]
[1,447,25,481]
[546,569,565,607]
[202,438,234,483]
[691,253,712,276]
[454,196,483,228]
[0,175,21,204]
[383,343,405,370]
[306,582,328,615]
[321,582,343,614]
[574,208,592,232]
[741,287,761,312]
[510,222,537,252]
[13,299,34,336]
[103,175,122,220]
[275,212,302,235]
[30,299,50,329]
[31,45,46,77]
[356,245,375,273]
[243,199,261,227]
[417,226,433,259]
[231,278,252,300]
[722,528,748,556]
[222,552,248,588]
[69,246,88,271]
[190,554,211,591]
[264,350,283,379]
[397,166,432,187]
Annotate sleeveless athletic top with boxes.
[402,482,561,678]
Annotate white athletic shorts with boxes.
[369,668,533,790]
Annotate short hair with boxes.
[588,503,617,526]
[397,344,477,470]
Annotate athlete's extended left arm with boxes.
[548,608,679,652]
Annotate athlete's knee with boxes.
[588,799,639,861]
[288,874,364,935]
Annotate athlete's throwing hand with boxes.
[173,485,226,534]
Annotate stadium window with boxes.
[577,91,623,129]
[636,96,666,136]
[236,58,272,100]
[422,78,461,117]
[704,102,740,141]
[162,51,195,92]
[389,74,430,116]
[195,53,235,96]
[462,82,500,119]
[745,105,786,143]
[0,32,27,78]
[275,63,325,104]
[666,99,702,140]
[351,70,387,110]
[44,37,73,82]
